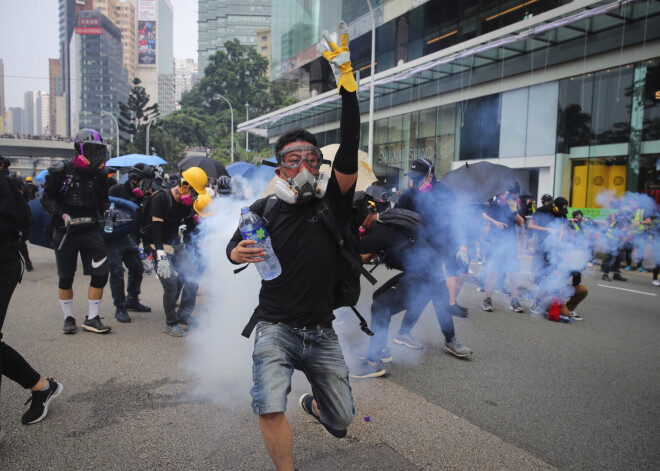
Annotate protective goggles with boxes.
[277,145,325,169]
[81,142,108,167]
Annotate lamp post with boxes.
[100,110,119,158]
[366,0,376,164]
[145,117,160,155]
[245,102,249,152]
[212,93,234,162]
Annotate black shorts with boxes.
[53,229,108,278]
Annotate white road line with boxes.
[597,284,657,296]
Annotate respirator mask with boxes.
[72,142,107,171]
[274,145,329,204]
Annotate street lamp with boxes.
[366,0,376,164]
[100,110,120,158]
[145,117,160,155]
[212,94,234,162]
[245,102,249,152]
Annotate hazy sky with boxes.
[0,0,198,109]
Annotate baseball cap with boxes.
[405,158,433,179]
[553,196,569,215]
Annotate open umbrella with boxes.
[106,154,167,167]
[261,144,377,196]
[34,169,48,183]
[226,161,254,177]
[177,155,229,178]
[440,161,520,204]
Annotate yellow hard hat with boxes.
[26,176,33,182]
[193,194,213,217]
[181,167,207,195]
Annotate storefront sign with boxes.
[376,145,437,165]
[75,26,102,35]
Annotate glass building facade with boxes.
[242,0,660,208]
[198,0,272,77]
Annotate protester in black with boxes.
[1,171,63,433]
[107,164,154,323]
[392,159,472,352]
[226,22,358,469]
[8,174,35,272]
[149,166,207,337]
[40,129,112,335]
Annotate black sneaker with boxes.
[114,306,131,323]
[298,393,347,439]
[602,274,612,281]
[25,262,34,272]
[482,297,493,312]
[62,316,77,334]
[125,297,151,312]
[349,360,386,379]
[449,304,468,318]
[21,379,63,425]
[82,316,111,334]
[613,273,627,282]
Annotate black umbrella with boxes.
[439,161,520,204]
[177,155,229,178]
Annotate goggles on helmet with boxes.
[81,142,108,168]
[277,145,324,170]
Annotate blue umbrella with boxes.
[106,154,167,167]
[242,162,277,182]
[34,169,48,183]
[226,161,254,177]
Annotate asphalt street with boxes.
[0,246,658,470]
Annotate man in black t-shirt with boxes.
[149,166,207,337]
[226,22,358,470]
[107,164,155,323]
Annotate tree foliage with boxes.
[118,78,160,137]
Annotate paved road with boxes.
[0,246,658,470]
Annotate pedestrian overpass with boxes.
[0,137,77,176]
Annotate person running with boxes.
[40,129,113,335]
[1,169,63,437]
[226,22,358,470]
[149,167,208,337]
[481,183,525,313]
[107,164,154,323]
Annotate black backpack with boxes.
[239,194,378,338]
[132,190,171,244]
[371,207,424,271]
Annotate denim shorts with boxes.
[250,321,355,431]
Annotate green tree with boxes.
[118,78,160,139]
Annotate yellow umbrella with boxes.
[261,143,378,197]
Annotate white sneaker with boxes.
[570,311,583,321]
[652,280,660,287]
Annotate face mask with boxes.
[72,155,91,170]
[275,170,328,204]
[181,193,194,206]
[132,187,144,199]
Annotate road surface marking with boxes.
[597,284,657,296]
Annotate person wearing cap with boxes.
[106,164,155,323]
[481,183,526,313]
[392,158,473,356]
[149,166,208,337]
[24,176,39,201]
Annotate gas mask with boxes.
[132,187,144,199]
[274,169,328,205]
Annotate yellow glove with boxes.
[317,20,357,94]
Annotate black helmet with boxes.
[216,175,232,195]
[128,163,155,181]
[73,129,107,169]
[541,194,553,204]
[0,155,11,170]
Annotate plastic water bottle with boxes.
[104,203,116,233]
[239,206,281,280]
[138,248,154,274]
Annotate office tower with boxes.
[174,58,198,104]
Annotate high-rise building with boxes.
[49,59,63,137]
[0,59,5,135]
[116,0,138,81]
[256,27,271,77]
[136,0,175,117]
[240,0,660,206]
[174,58,198,104]
[72,9,130,138]
[23,91,49,136]
[198,0,272,77]
[7,107,24,135]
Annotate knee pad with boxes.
[58,277,74,290]
[90,273,109,288]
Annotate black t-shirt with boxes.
[149,190,193,245]
[227,175,352,327]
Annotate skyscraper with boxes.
[197,0,271,77]
[49,59,63,137]
[23,91,49,136]
[135,0,175,117]
[0,59,5,135]
[7,108,24,136]
[174,58,198,104]
[116,0,138,82]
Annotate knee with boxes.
[90,273,109,288]
[58,277,74,290]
